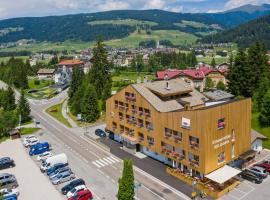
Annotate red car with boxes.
[256,163,270,173]
[262,161,270,167]
[67,189,93,200]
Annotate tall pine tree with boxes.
[259,89,270,126]
[17,91,31,123]
[4,86,16,111]
[80,84,100,122]
[68,65,84,105]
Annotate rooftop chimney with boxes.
[164,74,170,90]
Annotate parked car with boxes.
[51,171,75,185]
[47,163,68,176]
[23,135,36,143]
[239,170,263,184]
[256,163,270,173]
[29,141,51,156]
[67,189,93,200]
[23,138,39,147]
[0,174,18,189]
[3,194,17,200]
[249,166,268,178]
[40,153,68,172]
[0,157,15,170]
[61,178,85,195]
[0,188,19,197]
[95,129,106,138]
[37,151,53,161]
[66,185,87,198]
[49,167,71,180]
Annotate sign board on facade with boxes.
[212,135,231,149]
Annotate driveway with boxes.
[0,139,64,200]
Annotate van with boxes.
[29,142,50,156]
[40,153,68,172]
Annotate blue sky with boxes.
[0,0,270,19]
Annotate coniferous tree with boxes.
[253,75,269,112]
[17,91,31,123]
[88,39,111,97]
[80,84,100,122]
[205,77,214,91]
[68,66,84,105]
[211,57,216,67]
[259,89,270,126]
[117,159,134,200]
[3,86,16,111]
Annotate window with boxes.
[138,132,144,141]
[217,118,225,130]
[189,136,199,149]
[146,121,154,131]
[147,136,154,145]
[137,119,144,128]
[114,100,118,108]
[181,117,191,129]
[173,131,182,142]
[164,128,172,137]
[218,152,225,164]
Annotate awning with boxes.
[205,165,241,184]
[239,150,256,160]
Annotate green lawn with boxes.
[0,56,29,63]
[20,127,41,135]
[28,78,53,90]
[46,103,71,128]
[252,112,270,149]
[197,57,229,65]
[105,30,198,48]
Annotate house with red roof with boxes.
[156,66,227,92]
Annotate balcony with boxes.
[138,137,144,142]
[190,142,199,150]
[146,125,153,131]
[144,112,151,118]
[178,154,185,161]
[148,141,154,146]
[137,122,144,128]
[138,111,144,116]
[165,132,172,138]
[189,159,199,167]
[114,104,118,109]
[131,109,137,114]
[119,116,124,121]
[174,136,182,143]
[119,105,125,110]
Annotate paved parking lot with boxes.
[0,139,64,200]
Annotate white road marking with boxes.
[110,156,120,162]
[92,161,101,168]
[98,158,109,166]
[97,169,104,175]
[103,157,113,164]
[95,160,105,167]
[106,157,116,163]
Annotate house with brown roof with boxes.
[251,129,267,152]
[37,68,55,80]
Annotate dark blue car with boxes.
[3,194,17,200]
[95,129,106,137]
[47,163,67,176]
[29,142,50,156]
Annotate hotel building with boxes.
[106,78,251,182]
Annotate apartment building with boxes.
[106,78,251,179]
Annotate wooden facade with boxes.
[106,85,251,175]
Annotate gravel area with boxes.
[0,139,64,200]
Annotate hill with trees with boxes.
[0,9,270,44]
[201,14,270,48]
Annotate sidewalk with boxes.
[100,138,206,199]
[61,99,78,128]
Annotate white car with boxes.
[37,151,53,161]
[23,138,39,147]
[0,188,19,197]
[66,185,86,198]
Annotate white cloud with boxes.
[225,0,270,9]
[143,0,166,9]
[165,6,184,13]
[96,0,130,11]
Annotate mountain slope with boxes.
[225,4,270,13]
[201,14,270,48]
[0,9,270,44]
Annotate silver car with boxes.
[49,167,71,180]
[0,173,18,189]
[51,171,75,185]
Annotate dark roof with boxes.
[239,149,256,160]
[37,68,55,74]
[9,129,20,136]
[251,129,268,143]
[204,90,234,101]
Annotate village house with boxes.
[37,68,55,80]
[156,66,227,92]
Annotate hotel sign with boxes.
[212,135,231,149]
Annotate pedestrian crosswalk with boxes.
[92,156,120,168]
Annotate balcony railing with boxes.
[137,123,144,128]
[190,141,199,150]
[144,112,151,118]
[119,105,125,110]
[125,96,136,102]
[139,137,144,141]
[174,136,182,143]
[131,109,137,114]
[189,159,199,167]
[148,141,154,146]
[138,111,144,116]
[178,154,185,161]
[165,132,172,138]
